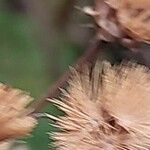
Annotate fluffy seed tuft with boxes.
[0,84,37,141]
[49,61,150,150]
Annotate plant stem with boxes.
[32,40,101,113]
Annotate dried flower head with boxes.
[84,0,150,49]
[110,0,150,43]
[0,84,37,141]
[48,61,150,150]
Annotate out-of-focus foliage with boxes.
[84,0,150,50]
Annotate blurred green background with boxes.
[0,0,93,150]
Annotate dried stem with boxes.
[32,40,101,113]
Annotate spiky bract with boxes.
[49,61,150,150]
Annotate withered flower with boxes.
[0,84,37,141]
[84,0,150,49]
[48,61,150,150]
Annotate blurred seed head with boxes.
[0,84,37,141]
[48,61,150,150]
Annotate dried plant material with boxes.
[0,142,12,150]
[116,0,150,43]
[84,0,150,49]
[0,84,37,141]
[48,61,150,150]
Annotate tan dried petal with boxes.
[0,84,37,141]
[49,61,150,150]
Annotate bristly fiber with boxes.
[48,61,150,150]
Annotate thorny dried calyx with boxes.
[83,0,150,50]
[48,61,150,150]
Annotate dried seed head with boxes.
[84,0,150,49]
[49,61,150,150]
[116,0,150,43]
[0,84,37,141]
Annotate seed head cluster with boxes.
[49,62,150,150]
[0,84,37,141]
[84,0,150,49]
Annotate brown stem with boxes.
[32,40,101,113]
[55,0,75,28]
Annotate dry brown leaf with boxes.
[0,142,12,150]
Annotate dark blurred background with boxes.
[0,0,94,150]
